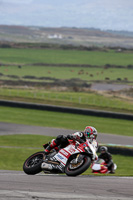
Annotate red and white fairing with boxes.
[54,140,97,166]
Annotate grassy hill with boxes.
[1,25,133,48]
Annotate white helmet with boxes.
[84,126,97,139]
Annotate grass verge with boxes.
[0,88,133,114]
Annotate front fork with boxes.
[71,154,85,164]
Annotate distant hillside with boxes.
[107,30,133,38]
[0,25,133,48]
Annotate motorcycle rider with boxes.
[44,126,98,154]
[84,126,98,152]
[98,146,115,173]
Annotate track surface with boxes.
[0,122,133,146]
[0,170,133,200]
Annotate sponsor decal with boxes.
[57,154,64,160]
[60,149,69,157]
[68,145,76,154]
[54,153,67,166]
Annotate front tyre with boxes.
[23,151,45,175]
[65,155,91,176]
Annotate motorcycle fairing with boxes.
[54,143,83,166]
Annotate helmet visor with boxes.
[86,131,90,138]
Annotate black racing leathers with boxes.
[98,152,114,172]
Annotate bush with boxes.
[127,65,133,69]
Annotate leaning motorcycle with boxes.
[23,139,97,176]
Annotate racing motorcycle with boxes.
[91,158,117,174]
[23,139,97,176]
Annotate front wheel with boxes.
[65,155,91,176]
[23,151,45,175]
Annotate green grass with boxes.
[0,48,133,82]
[0,106,133,136]
[0,48,133,66]
[0,134,53,171]
[0,147,41,171]
[1,65,133,82]
[0,135,54,148]
[0,135,132,176]
[0,88,133,114]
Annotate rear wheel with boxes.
[23,151,45,175]
[65,155,91,176]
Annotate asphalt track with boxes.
[0,170,133,200]
[0,122,133,146]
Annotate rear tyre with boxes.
[23,151,45,175]
[65,155,91,176]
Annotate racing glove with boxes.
[67,134,77,140]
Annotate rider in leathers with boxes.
[44,126,98,154]
[98,146,115,173]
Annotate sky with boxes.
[0,0,133,31]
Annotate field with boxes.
[1,65,133,82]
[0,48,133,83]
[0,134,132,176]
[0,47,133,113]
[0,48,133,66]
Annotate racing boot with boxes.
[110,170,115,174]
[109,164,115,174]
[44,139,57,155]
[110,167,115,174]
